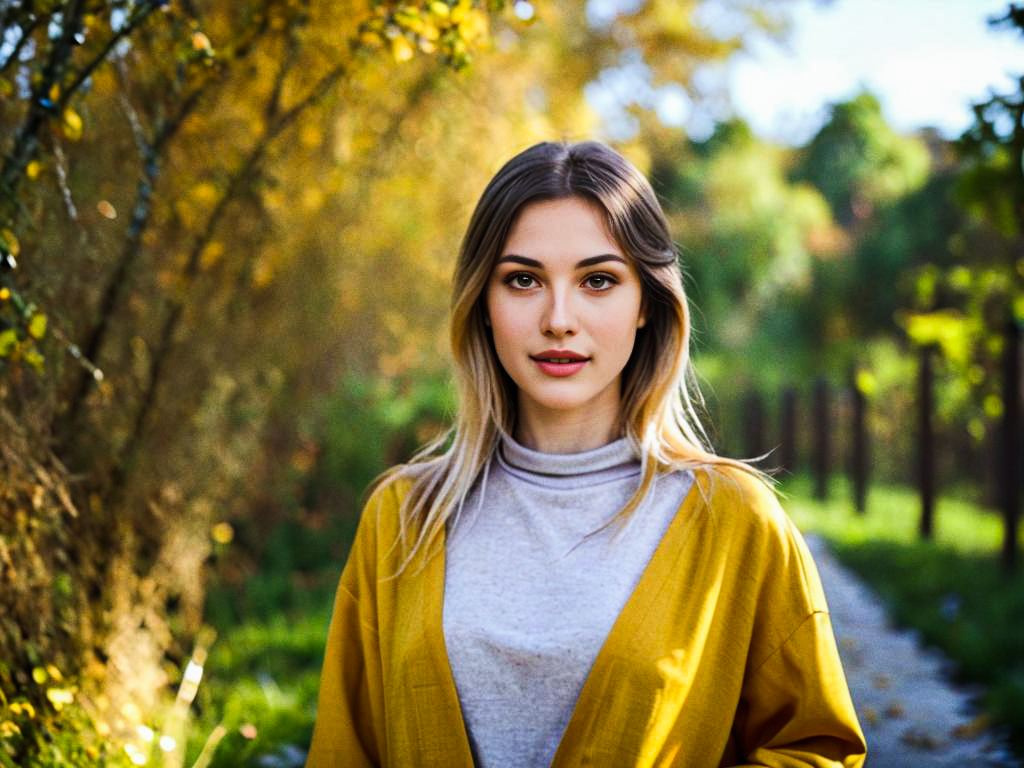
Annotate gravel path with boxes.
[806,534,1020,767]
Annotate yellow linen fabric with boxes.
[307,467,866,767]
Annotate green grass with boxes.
[182,584,338,767]
[782,474,1024,758]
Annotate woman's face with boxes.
[485,196,645,441]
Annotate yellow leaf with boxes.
[855,370,877,397]
[28,313,47,340]
[360,27,384,47]
[1,228,20,256]
[419,21,440,42]
[0,720,20,737]
[62,109,83,141]
[45,664,62,682]
[24,347,44,372]
[252,259,274,288]
[192,182,218,205]
[0,329,16,356]
[211,522,234,544]
[968,418,985,441]
[9,701,34,718]
[192,31,212,52]
[97,200,117,219]
[200,241,224,269]
[299,122,323,148]
[450,0,471,23]
[301,187,324,211]
[458,9,488,42]
[46,687,74,711]
[984,394,1003,419]
[32,667,47,684]
[26,160,41,179]
[0,288,9,300]
[49,83,60,103]
[390,35,415,62]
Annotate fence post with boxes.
[743,389,765,462]
[850,367,868,514]
[918,346,935,540]
[780,387,798,475]
[1001,317,1021,573]
[813,377,829,501]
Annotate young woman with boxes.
[307,141,866,767]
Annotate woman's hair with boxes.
[382,140,756,569]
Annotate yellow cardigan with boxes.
[307,467,866,767]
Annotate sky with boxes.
[723,0,1022,144]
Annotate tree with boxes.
[794,89,929,227]
[1,0,801,760]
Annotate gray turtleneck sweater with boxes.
[442,436,694,767]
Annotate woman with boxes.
[307,141,866,767]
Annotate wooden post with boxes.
[1001,317,1021,573]
[779,387,798,475]
[743,389,765,462]
[813,377,829,501]
[850,368,868,514]
[918,346,935,540]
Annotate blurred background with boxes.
[0,0,1021,765]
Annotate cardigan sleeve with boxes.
[725,498,867,768]
[306,485,392,768]
[728,611,867,767]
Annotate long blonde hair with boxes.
[381,140,757,569]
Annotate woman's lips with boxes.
[531,352,589,377]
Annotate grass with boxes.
[782,474,1024,759]
[181,579,339,767]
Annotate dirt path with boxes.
[805,534,1019,767]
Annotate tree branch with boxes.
[116,52,358,477]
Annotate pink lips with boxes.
[531,350,589,377]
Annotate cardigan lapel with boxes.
[410,530,477,766]
[548,472,707,767]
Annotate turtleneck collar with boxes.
[496,433,640,490]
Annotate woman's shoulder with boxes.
[692,463,826,606]
[692,462,778,511]
[689,462,792,541]
[361,467,417,522]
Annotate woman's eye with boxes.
[585,274,616,291]
[508,273,537,289]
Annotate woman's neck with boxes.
[513,398,622,454]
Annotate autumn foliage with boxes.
[1,0,797,760]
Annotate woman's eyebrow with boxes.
[496,254,625,268]
[497,255,542,267]
[576,254,626,268]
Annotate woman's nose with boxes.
[542,287,578,337]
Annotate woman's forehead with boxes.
[502,197,622,260]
